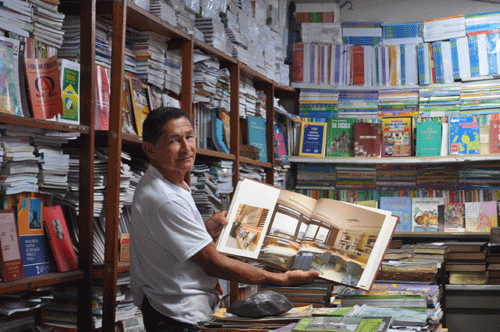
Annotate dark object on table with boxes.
[227,291,293,318]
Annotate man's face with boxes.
[146,117,196,174]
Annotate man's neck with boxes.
[151,160,189,191]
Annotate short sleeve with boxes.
[149,198,212,263]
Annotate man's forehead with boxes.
[162,118,193,137]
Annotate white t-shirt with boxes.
[130,165,219,324]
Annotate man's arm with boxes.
[204,210,228,240]
[190,242,319,286]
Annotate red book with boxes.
[95,65,110,130]
[0,209,25,282]
[354,122,382,157]
[43,206,78,272]
[292,43,304,83]
[490,118,500,153]
[350,46,365,86]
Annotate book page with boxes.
[296,199,397,291]
[216,178,282,260]
[255,189,317,269]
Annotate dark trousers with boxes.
[141,296,200,332]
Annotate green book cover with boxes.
[325,118,355,157]
[416,121,442,156]
[293,316,392,332]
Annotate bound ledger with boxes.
[216,178,398,292]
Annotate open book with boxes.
[216,178,398,292]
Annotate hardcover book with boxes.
[129,76,150,137]
[438,202,465,232]
[43,205,78,272]
[379,196,412,232]
[95,65,110,130]
[24,55,63,120]
[411,197,445,232]
[449,116,480,155]
[489,118,500,153]
[0,209,24,282]
[274,124,289,161]
[0,37,24,117]
[325,118,354,157]
[416,120,442,156]
[17,193,55,277]
[246,115,267,162]
[58,59,80,125]
[381,117,412,157]
[299,121,327,157]
[216,178,398,292]
[465,201,498,232]
[353,122,382,157]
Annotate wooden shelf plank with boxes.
[289,154,500,165]
[239,156,272,168]
[0,114,90,133]
[92,262,130,280]
[0,271,84,295]
[197,148,236,160]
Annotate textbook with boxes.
[216,178,398,292]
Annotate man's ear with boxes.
[142,141,155,160]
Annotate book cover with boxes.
[449,116,480,155]
[129,76,150,137]
[122,76,137,135]
[274,124,289,161]
[211,116,230,154]
[293,316,392,332]
[119,233,130,262]
[325,118,354,157]
[24,55,63,120]
[299,121,327,157]
[95,65,110,130]
[489,118,500,153]
[246,115,267,162]
[58,59,80,124]
[216,178,398,292]
[416,120,442,156]
[42,205,78,272]
[465,201,498,232]
[353,122,382,157]
[0,209,24,282]
[411,197,445,232]
[381,117,412,157]
[0,37,23,117]
[438,202,465,232]
[218,110,231,151]
[379,196,412,232]
[17,193,55,277]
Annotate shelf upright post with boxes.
[180,36,194,118]
[229,62,241,304]
[102,0,127,331]
[265,83,275,184]
[77,0,97,330]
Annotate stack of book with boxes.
[193,50,219,101]
[295,163,336,190]
[337,90,379,119]
[30,0,65,49]
[164,49,182,95]
[299,89,338,120]
[260,282,334,308]
[59,15,80,60]
[0,0,32,38]
[445,241,488,284]
[95,16,112,67]
[487,237,500,284]
[377,89,419,117]
[134,31,168,89]
[149,0,177,27]
[191,163,225,221]
[195,17,227,53]
[418,86,461,118]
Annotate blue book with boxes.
[449,116,480,155]
[400,44,406,85]
[450,38,461,80]
[211,117,230,154]
[468,35,480,77]
[417,43,429,85]
[382,22,423,39]
[246,115,267,162]
[380,196,412,232]
[487,33,499,75]
[432,42,444,84]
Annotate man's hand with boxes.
[281,269,320,286]
[205,210,228,240]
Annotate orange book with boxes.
[350,46,364,86]
[24,55,63,120]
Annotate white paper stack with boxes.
[164,49,182,95]
[211,68,230,111]
[193,49,219,101]
[195,17,227,52]
[301,23,342,44]
[166,0,196,35]
[423,15,466,42]
[149,0,177,27]
[95,16,113,67]
[134,31,168,89]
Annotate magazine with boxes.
[216,178,398,291]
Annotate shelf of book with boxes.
[394,231,490,239]
[0,271,84,295]
[0,114,90,134]
[289,154,500,165]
